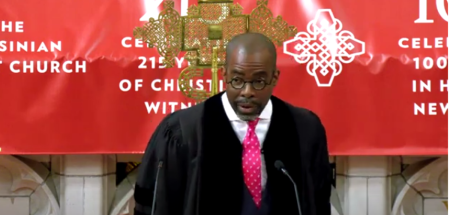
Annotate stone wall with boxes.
[0,155,447,215]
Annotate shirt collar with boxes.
[221,93,272,121]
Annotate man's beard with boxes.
[236,113,259,121]
[233,98,262,121]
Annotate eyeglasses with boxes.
[226,77,272,90]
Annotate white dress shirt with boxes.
[221,93,272,189]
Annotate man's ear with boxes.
[221,66,227,77]
[272,69,280,86]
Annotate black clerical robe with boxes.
[134,92,331,215]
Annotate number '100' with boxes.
[413,57,448,69]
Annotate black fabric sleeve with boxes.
[134,114,187,215]
[310,112,332,215]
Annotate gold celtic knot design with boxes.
[134,0,297,102]
[133,1,182,68]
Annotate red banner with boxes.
[0,0,447,155]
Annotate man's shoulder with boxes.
[281,100,328,155]
[283,101,322,126]
[162,102,204,132]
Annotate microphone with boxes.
[274,160,302,215]
[151,161,163,215]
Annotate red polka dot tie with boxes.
[242,118,262,208]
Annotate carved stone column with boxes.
[51,155,116,215]
[335,156,398,215]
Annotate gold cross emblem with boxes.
[134,0,297,102]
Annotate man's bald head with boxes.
[222,32,280,121]
[225,33,277,69]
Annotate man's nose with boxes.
[239,83,255,98]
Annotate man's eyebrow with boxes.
[232,70,245,75]
[252,71,268,76]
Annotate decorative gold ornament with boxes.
[134,0,297,102]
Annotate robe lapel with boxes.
[262,96,306,215]
[199,92,244,215]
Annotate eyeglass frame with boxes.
[224,71,277,91]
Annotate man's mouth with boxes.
[237,103,255,114]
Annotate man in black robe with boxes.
[134,33,332,215]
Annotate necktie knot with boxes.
[248,118,260,129]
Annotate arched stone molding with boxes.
[110,168,138,215]
[0,155,60,215]
[392,157,448,215]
